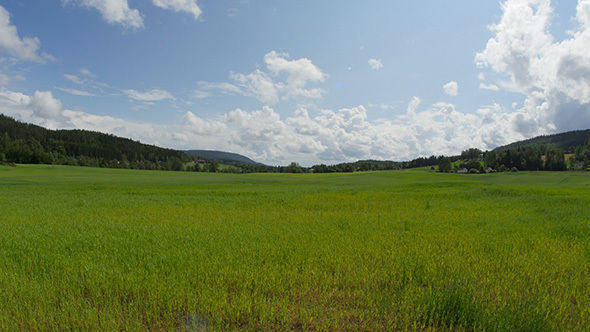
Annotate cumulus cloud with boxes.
[368,58,383,70]
[29,91,63,119]
[225,51,327,104]
[475,0,590,134]
[63,0,144,30]
[0,5,53,87]
[0,89,70,129]
[0,6,52,63]
[264,51,327,99]
[443,81,458,97]
[123,89,174,101]
[152,0,202,20]
[230,70,279,104]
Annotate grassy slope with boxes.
[1,165,589,331]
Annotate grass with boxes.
[1,164,589,331]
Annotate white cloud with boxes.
[406,96,421,117]
[64,74,84,84]
[123,89,174,101]
[58,87,95,96]
[475,0,590,134]
[368,58,383,70]
[0,6,53,63]
[479,83,500,91]
[228,51,327,104]
[264,51,327,100]
[152,0,202,20]
[29,91,62,119]
[79,68,93,76]
[63,0,144,30]
[443,81,458,97]
[230,69,279,104]
[195,81,244,100]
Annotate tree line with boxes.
[439,140,590,173]
[0,114,197,171]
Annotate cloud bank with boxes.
[476,0,590,134]
[0,88,524,166]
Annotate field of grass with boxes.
[1,164,589,331]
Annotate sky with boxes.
[1,0,589,166]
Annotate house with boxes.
[457,168,468,174]
[483,167,493,173]
[574,161,584,170]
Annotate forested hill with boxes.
[185,150,263,166]
[0,114,187,170]
[494,129,590,153]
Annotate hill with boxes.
[0,114,186,170]
[0,114,265,171]
[494,129,590,153]
[185,150,264,166]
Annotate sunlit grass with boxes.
[1,165,589,330]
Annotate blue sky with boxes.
[1,0,590,165]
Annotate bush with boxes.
[511,167,518,172]
[469,168,478,174]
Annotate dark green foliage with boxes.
[484,146,547,171]
[184,149,263,166]
[544,148,566,171]
[461,148,483,160]
[438,156,452,173]
[494,129,590,153]
[570,138,590,169]
[0,114,186,170]
[460,159,481,171]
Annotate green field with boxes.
[1,165,589,331]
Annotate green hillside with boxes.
[0,114,187,169]
[494,129,590,153]
[185,149,264,166]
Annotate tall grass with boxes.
[1,165,589,330]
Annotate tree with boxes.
[438,156,452,173]
[461,148,483,160]
[171,157,184,171]
[207,160,219,173]
[544,148,566,171]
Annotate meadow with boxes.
[1,164,589,331]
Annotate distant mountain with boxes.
[494,129,590,153]
[185,150,264,166]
